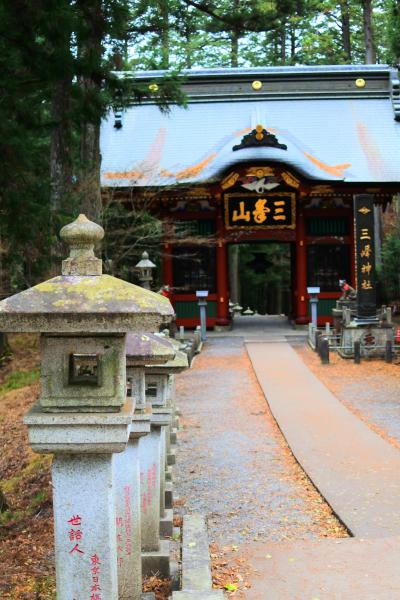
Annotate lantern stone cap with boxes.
[130,412,151,439]
[147,347,189,371]
[148,331,189,370]
[135,251,156,269]
[150,407,172,426]
[0,214,174,333]
[126,332,176,366]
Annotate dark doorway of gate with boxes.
[229,242,292,316]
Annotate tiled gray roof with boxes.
[101,66,400,186]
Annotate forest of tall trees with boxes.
[0,0,400,294]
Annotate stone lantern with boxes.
[113,332,175,597]
[135,250,156,290]
[0,214,174,600]
[125,332,177,578]
[145,334,188,544]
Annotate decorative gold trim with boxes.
[224,192,296,230]
[310,185,334,195]
[281,171,300,189]
[221,171,240,190]
[246,166,275,178]
[252,80,263,90]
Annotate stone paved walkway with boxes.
[174,333,400,598]
[247,342,400,538]
[174,338,344,546]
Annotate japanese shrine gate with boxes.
[101,65,400,328]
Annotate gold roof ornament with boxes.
[355,78,366,88]
[255,124,264,141]
[252,80,263,90]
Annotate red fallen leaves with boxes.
[210,543,252,598]
[142,575,171,600]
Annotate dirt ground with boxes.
[1,334,399,598]
[0,337,169,600]
[0,335,55,599]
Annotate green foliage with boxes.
[237,243,291,314]
[0,368,40,398]
[380,225,400,300]
[387,0,400,61]
[128,0,399,69]
[0,0,399,292]
[102,199,163,284]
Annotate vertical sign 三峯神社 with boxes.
[353,194,377,320]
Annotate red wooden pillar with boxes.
[163,242,173,288]
[295,207,309,324]
[162,220,173,289]
[216,213,230,327]
[350,211,356,288]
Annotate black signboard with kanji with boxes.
[354,194,377,319]
[224,193,296,230]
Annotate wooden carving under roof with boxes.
[220,165,301,193]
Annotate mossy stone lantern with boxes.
[0,214,175,600]
[0,214,174,413]
[135,250,156,290]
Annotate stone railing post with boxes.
[145,335,189,539]
[125,333,175,579]
[113,411,150,600]
[0,214,174,600]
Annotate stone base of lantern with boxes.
[160,508,174,537]
[170,428,178,444]
[167,449,176,465]
[165,482,174,509]
[142,539,171,577]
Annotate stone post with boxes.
[145,338,188,537]
[113,413,150,600]
[125,333,176,579]
[196,291,208,341]
[0,214,174,600]
[307,286,320,328]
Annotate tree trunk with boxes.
[49,77,73,269]
[280,24,286,64]
[50,79,73,219]
[159,0,170,69]
[0,333,8,356]
[77,0,104,224]
[340,0,352,61]
[231,29,239,67]
[185,30,192,69]
[0,488,9,512]
[290,26,296,63]
[79,114,102,222]
[362,0,376,63]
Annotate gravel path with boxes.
[174,338,346,547]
